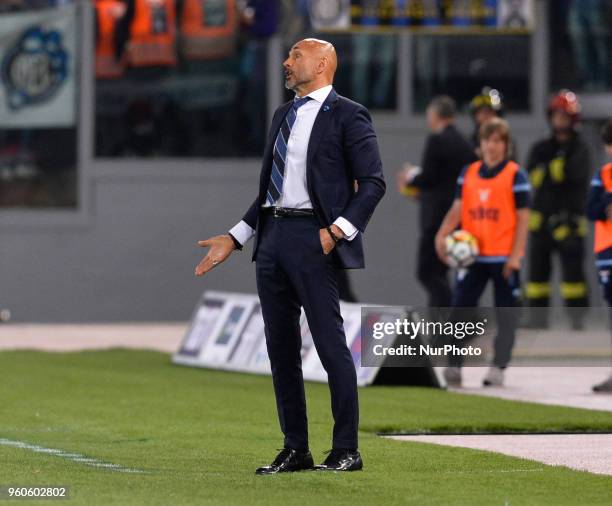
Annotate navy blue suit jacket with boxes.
[241,88,386,269]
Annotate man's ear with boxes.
[317,57,327,74]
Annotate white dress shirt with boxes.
[229,84,358,245]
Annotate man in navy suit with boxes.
[195,39,385,474]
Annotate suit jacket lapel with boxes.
[260,101,292,197]
[306,88,338,168]
[266,101,292,157]
[271,101,292,137]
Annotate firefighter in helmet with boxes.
[469,87,518,161]
[524,90,593,329]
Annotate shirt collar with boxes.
[481,159,508,174]
[296,84,333,104]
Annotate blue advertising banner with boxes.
[346,0,534,31]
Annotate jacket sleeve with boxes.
[411,134,439,190]
[339,106,386,233]
[586,167,612,222]
[241,197,260,230]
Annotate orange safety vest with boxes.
[128,0,177,67]
[180,0,236,60]
[461,160,521,257]
[95,0,127,79]
[594,163,612,253]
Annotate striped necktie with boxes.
[266,96,313,205]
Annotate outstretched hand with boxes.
[195,235,236,276]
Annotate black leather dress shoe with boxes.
[255,448,314,475]
[315,449,363,471]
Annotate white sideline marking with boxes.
[387,434,612,476]
[436,468,545,475]
[0,438,149,474]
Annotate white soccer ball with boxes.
[445,230,479,268]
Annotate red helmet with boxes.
[547,89,581,124]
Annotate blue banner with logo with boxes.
[347,0,534,30]
[0,4,76,127]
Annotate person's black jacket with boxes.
[411,124,477,233]
[526,133,592,217]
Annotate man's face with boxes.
[605,144,612,159]
[551,110,572,131]
[474,107,496,126]
[283,44,319,92]
[426,106,439,131]
[481,131,507,162]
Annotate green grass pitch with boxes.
[1,349,611,505]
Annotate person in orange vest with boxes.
[179,0,237,60]
[435,118,530,387]
[127,0,177,68]
[586,119,612,393]
[95,0,128,79]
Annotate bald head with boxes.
[283,38,337,96]
[296,38,337,78]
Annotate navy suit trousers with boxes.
[255,213,359,450]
